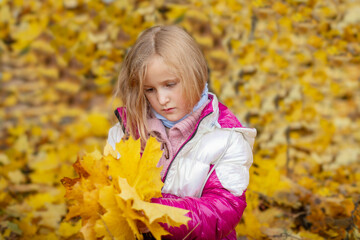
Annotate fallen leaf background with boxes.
[0,0,359,239]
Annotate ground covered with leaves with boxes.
[0,0,360,239]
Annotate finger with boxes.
[136,220,150,233]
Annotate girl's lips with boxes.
[163,108,174,113]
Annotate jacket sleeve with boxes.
[107,123,124,159]
[151,168,247,240]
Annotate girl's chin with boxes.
[164,117,180,122]
[164,115,185,122]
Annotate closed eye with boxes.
[166,82,177,88]
[145,88,154,93]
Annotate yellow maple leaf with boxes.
[7,170,26,184]
[62,137,190,239]
[108,137,164,201]
[131,137,164,201]
[87,113,111,137]
[236,211,266,239]
[54,81,80,94]
[105,137,142,187]
[118,177,191,239]
[299,230,325,240]
[11,20,44,42]
[33,203,66,229]
[57,220,82,238]
[94,185,137,240]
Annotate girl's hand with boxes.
[136,220,150,233]
[136,210,150,233]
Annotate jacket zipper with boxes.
[162,112,213,183]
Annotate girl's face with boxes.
[144,55,190,122]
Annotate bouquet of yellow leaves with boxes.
[61,137,190,240]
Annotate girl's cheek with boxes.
[148,97,157,108]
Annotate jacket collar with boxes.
[115,92,244,136]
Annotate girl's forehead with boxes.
[147,55,178,75]
[143,56,180,85]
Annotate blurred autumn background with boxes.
[1,0,360,239]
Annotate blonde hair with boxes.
[115,25,208,141]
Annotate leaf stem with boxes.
[98,212,115,240]
[182,222,200,240]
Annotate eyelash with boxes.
[145,82,176,93]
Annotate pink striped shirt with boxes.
[147,100,210,177]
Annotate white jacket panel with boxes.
[162,127,255,197]
[107,122,123,159]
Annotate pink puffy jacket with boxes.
[151,171,247,239]
[108,93,256,239]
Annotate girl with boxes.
[107,25,256,240]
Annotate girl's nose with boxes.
[157,91,170,105]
